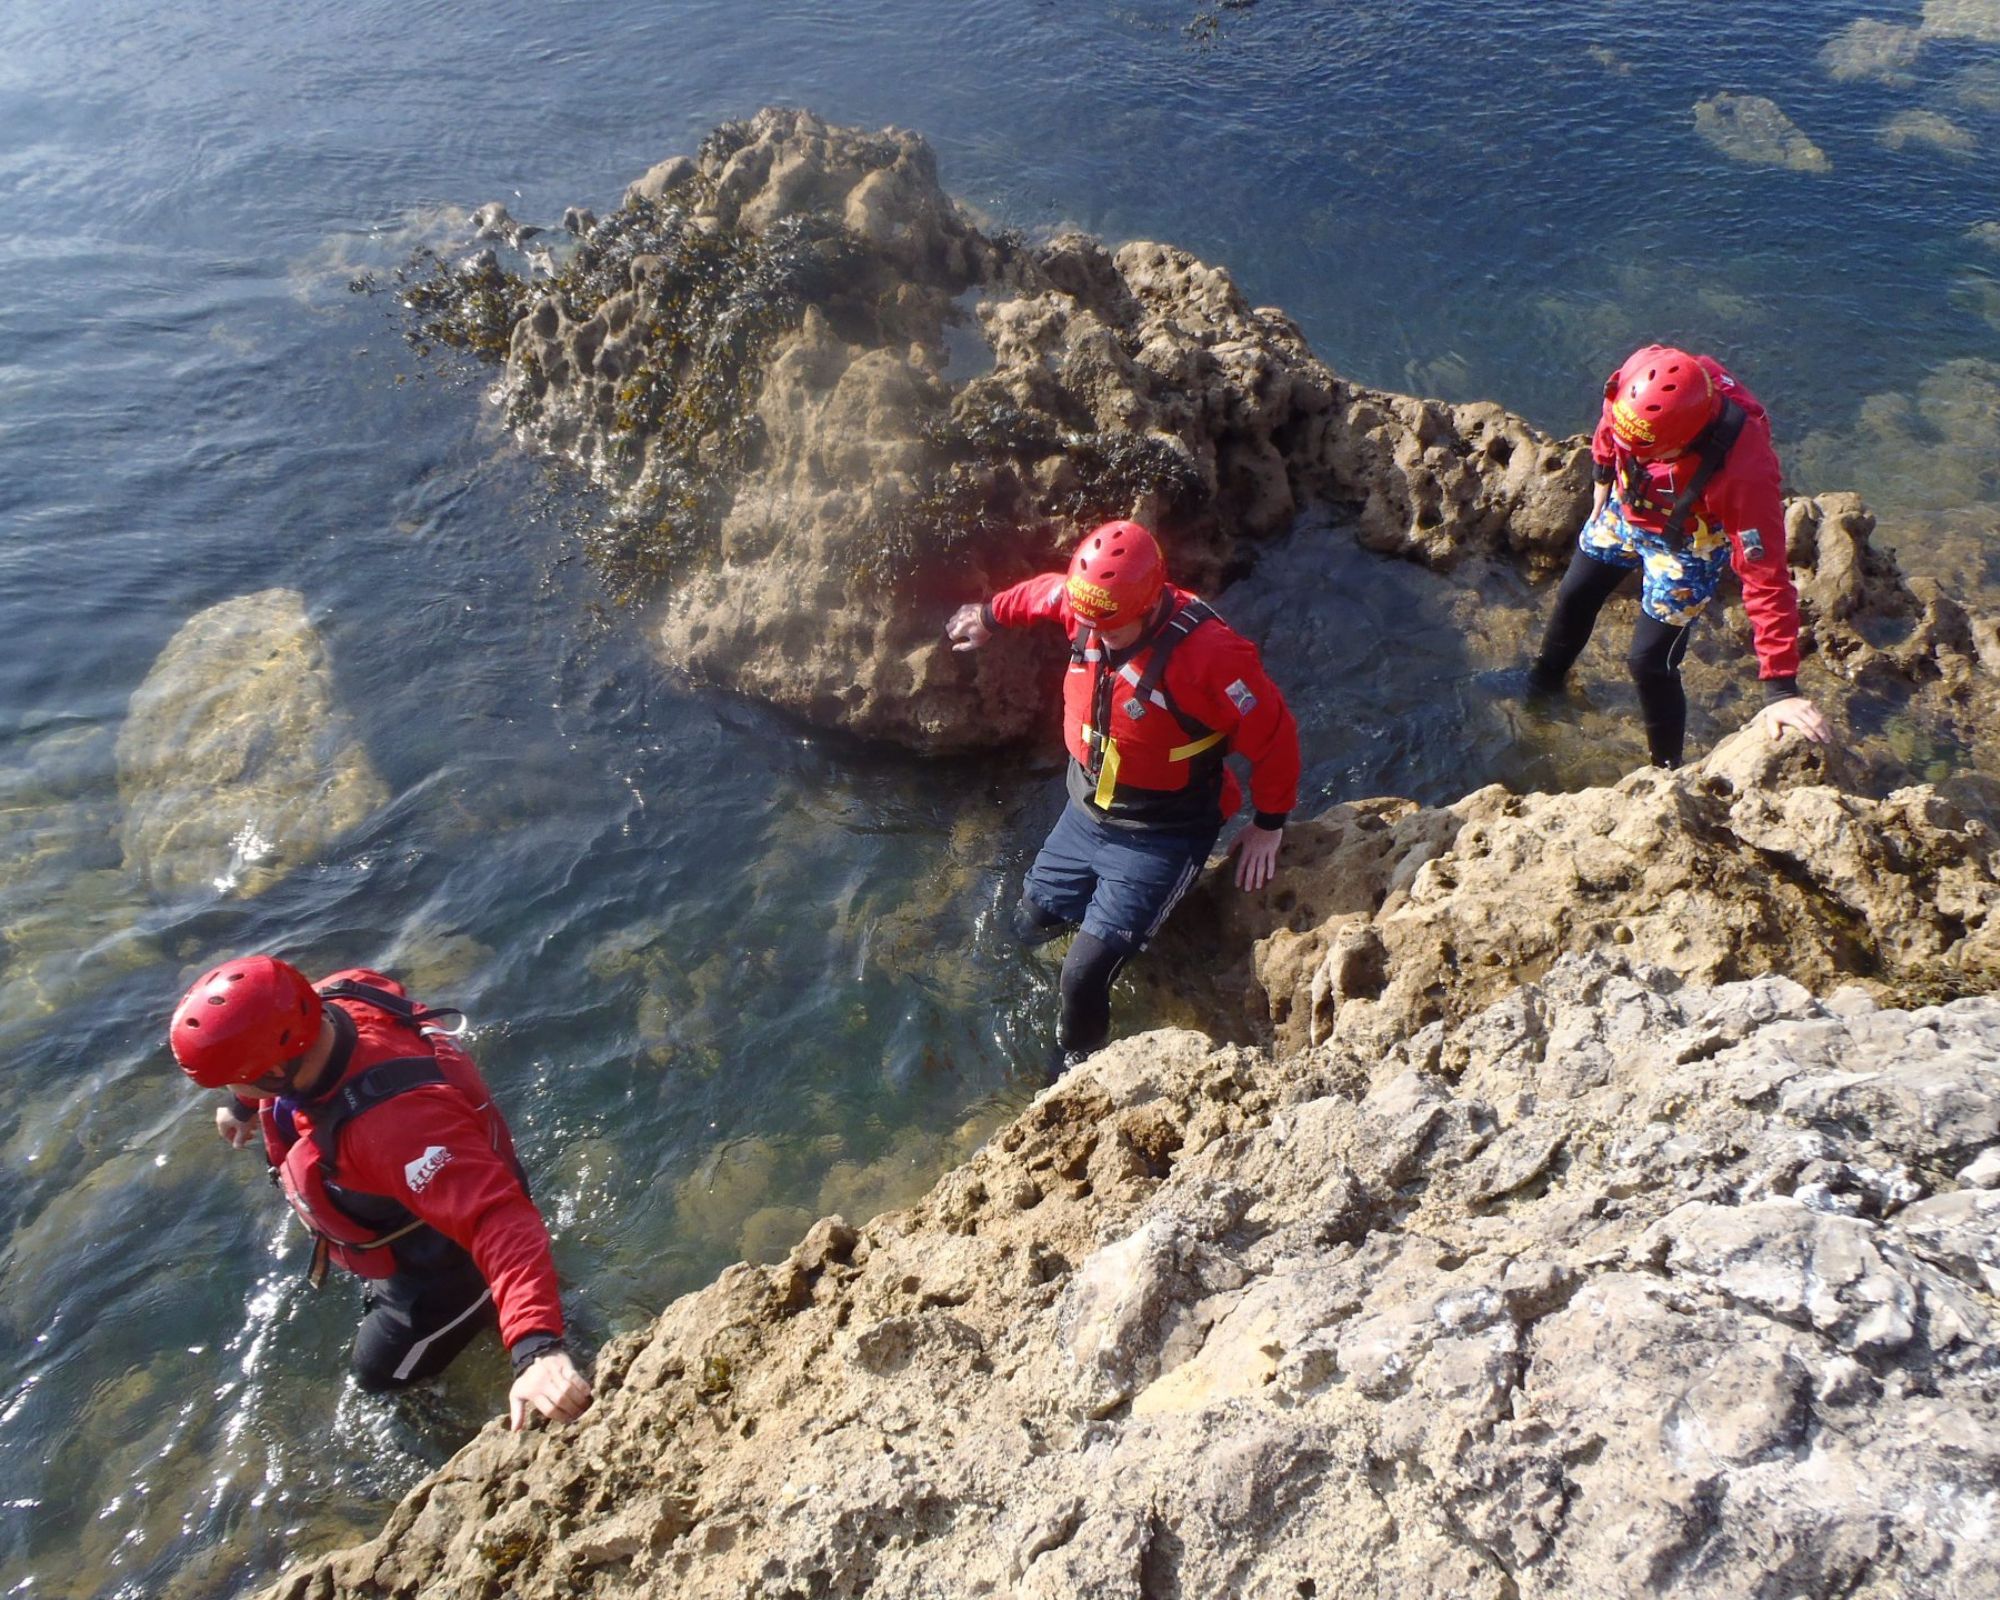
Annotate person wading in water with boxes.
[172,955,592,1429]
[948,520,1301,1076]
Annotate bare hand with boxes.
[509,1350,593,1431]
[1754,696,1832,747]
[946,604,990,653]
[215,1104,257,1148]
[1228,824,1283,892]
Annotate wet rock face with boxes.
[252,956,2000,1600]
[420,107,1592,750]
[114,588,388,897]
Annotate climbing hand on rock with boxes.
[509,1349,594,1431]
[946,604,990,652]
[1754,696,1832,748]
[1229,823,1284,892]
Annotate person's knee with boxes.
[1012,893,1069,948]
[349,1345,410,1393]
[1625,635,1679,686]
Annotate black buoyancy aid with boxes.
[1067,598,1229,809]
[270,981,471,1289]
[1618,397,1747,546]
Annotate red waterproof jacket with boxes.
[245,969,563,1348]
[1592,353,1802,682]
[987,575,1300,830]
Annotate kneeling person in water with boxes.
[1528,344,1832,767]
[947,521,1301,1074]
[172,955,591,1429]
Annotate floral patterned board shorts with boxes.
[1578,492,1735,628]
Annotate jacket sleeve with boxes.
[985,573,1072,631]
[1170,631,1302,824]
[339,1088,566,1348]
[1705,431,1802,684]
[1591,364,1624,469]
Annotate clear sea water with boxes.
[2,2,1996,1594]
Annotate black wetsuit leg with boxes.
[1530,547,1631,690]
[1628,610,1695,768]
[350,1255,496,1392]
[1057,930,1128,1058]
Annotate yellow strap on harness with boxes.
[1087,725,1226,808]
[1095,737,1121,808]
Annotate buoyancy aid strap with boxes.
[316,979,465,1033]
[1128,599,1217,713]
[1168,728,1228,762]
[308,1056,448,1186]
[1086,599,1225,808]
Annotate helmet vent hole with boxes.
[279,1028,291,1046]
[206,995,227,1006]
[183,1018,200,1029]
[227,972,243,982]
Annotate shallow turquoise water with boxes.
[2,2,1998,1594]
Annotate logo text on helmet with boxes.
[1067,575,1119,620]
[1611,399,1656,446]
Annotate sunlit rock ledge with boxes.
[256,728,2000,1600]
[406,107,2000,775]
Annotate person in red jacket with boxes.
[171,955,591,1430]
[947,520,1301,1074]
[1527,344,1832,767]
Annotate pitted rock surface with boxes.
[253,955,2000,1600]
[1162,724,2000,1057]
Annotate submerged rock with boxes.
[251,951,2000,1600]
[1924,0,2000,43]
[1692,93,1831,173]
[1881,107,1978,154]
[1819,18,1925,84]
[114,588,389,897]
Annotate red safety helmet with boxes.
[1065,520,1166,631]
[1606,345,1720,459]
[170,954,324,1089]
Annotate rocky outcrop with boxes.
[1172,726,2000,1057]
[419,109,1592,750]
[254,942,2000,1600]
[406,109,2000,782]
[245,723,2000,1600]
[115,588,389,897]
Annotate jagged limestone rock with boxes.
[115,588,389,897]
[249,953,2000,1600]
